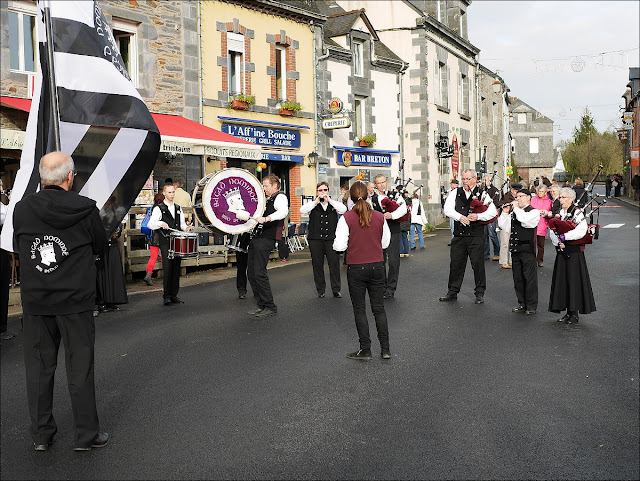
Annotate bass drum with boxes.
[191,168,266,235]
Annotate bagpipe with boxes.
[549,194,605,247]
[469,187,498,225]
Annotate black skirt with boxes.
[96,242,128,306]
[548,245,596,314]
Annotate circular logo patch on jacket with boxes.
[30,236,69,274]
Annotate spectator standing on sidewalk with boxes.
[530,185,553,267]
[631,173,640,201]
[409,193,427,250]
[144,193,164,286]
[605,175,613,198]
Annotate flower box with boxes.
[279,108,294,116]
[359,140,372,147]
[231,100,249,110]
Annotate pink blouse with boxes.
[530,195,553,236]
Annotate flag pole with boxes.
[43,0,61,151]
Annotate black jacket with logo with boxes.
[13,186,107,315]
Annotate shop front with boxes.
[330,145,400,191]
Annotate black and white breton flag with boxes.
[1,0,160,251]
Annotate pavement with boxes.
[1,193,638,480]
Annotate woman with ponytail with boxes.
[333,181,391,360]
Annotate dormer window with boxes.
[353,40,364,77]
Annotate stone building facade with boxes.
[509,97,555,185]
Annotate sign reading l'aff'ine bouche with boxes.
[337,151,391,167]
[222,123,301,149]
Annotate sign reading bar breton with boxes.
[222,123,301,149]
[322,117,351,130]
[204,145,261,160]
[337,151,391,167]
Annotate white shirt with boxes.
[268,192,289,221]
[497,205,540,234]
[443,187,498,222]
[550,208,588,246]
[147,200,188,231]
[410,198,427,226]
[0,201,7,226]
[300,198,347,216]
[333,214,391,252]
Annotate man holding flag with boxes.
[1,0,160,451]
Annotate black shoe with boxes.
[512,305,526,313]
[318,292,325,298]
[98,304,108,313]
[164,297,172,306]
[383,292,394,299]
[333,292,341,298]
[105,304,120,312]
[34,440,54,451]
[254,309,276,318]
[410,247,416,250]
[557,313,570,323]
[143,272,153,286]
[238,292,246,299]
[170,297,184,304]
[247,308,263,315]
[74,432,110,451]
[566,313,579,324]
[474,296,484,304]
[537,262,544,267]
[1,330,16,340]
[447,243,451,246]
[525,309,536,315]
[439,294,457,302]
[381,348,391,360]
[346,349,372,361]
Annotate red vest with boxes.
[343,210,385,265]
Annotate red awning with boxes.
[0,96,260,151]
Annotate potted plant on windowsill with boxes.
[228,93,255,111]
[358,133,376,147]
[278,100,303,116]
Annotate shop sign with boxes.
[328,97,343,114]
[622,111,634,130]
[631,149,639,167]
[160,141,204,155]
[451,134,459,177]
[337,151,391,167]
[617,129,628,141]
[1,129,25,150]
[318,164,327,175]
[204,145,261,160]
[322,117,351,130]
[261,152,304,163]
[222,123,301,149]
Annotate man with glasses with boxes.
[13,151,110,451]
[371,174,407,299]
[498,189,540,315]
[440,168,497,304]
[300,182,346,298]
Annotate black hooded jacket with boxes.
[13,186,107,314]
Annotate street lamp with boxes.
[492,80,501,94]
[308,151,318,168]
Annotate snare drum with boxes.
[168,231,199,259]
[191,168,265,235]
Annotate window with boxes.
[457,72,470,116]
[437,1,447,23]
[227,32,245,95]
[492,102,499,135]
[481,97,488,133]
[459,10,467,39]
[354,96,366,137]
[518,113,527,124]
[353,40,364,77]
[8,8,37,72]
[275,46,286,100]
[112,18,139,86]
[434,61,449,108]
[529,137,539,154]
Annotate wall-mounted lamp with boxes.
[308,151,318,168]
[492,80,501,94]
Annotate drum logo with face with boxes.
[211,176,260,226]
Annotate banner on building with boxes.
[1,0,160,251]
[451,134,459,178]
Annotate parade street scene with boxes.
[1,0,639,480]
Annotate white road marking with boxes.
[636,225,639,228]
[602,223,625,229]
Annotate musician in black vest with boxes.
[498,189,540,315]
[371,174,407,299]
[247,174,289,318]
[440,168,498,304]
[148,182,193,306]
[300,182,346,298]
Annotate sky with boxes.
[468,0,639,145]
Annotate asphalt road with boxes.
[1,192,638,480]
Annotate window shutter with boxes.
[444,65,449,108]
[457,72,462,114]
[434,60,440,105]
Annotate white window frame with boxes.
[112,18,139,87]
[437,0,446,23]
[8,2,38,74]
[529,137,539,154]
[459,10,467,38]
[481,97,488,133]
[518,113,527,125]
[435,60,448,109]
[354,96,366,137]
[492,102,499,135]
[227,32,245,95]
[275,45,286,101]
[353,40,364,77]
[457,72,470,116]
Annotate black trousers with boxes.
[384,231,401,295]
[512,251,538,310]
[347,262,389,350]
[447,236,486,296]
[236,250,248,295]
[277,238,289,260]
[247,237,276,312]
[159,242,181,299]
[308,238,341,295]
[1,248,10,333]
[23,311,99,448]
